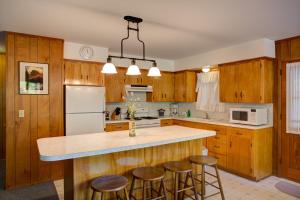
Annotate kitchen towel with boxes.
[195,71,225,112]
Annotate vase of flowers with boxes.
[128,102,136,137]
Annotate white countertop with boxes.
[106,117,273,130]
[37,126,215,162]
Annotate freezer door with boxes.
[65,85,105,113]
[66,113,104,136]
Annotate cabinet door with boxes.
[237,61,261,103]
[141,70,152,85]
[87,63,104,86]
[174,72,186,102]
[105,67,126,103]
[64,60,82,84]
[219,65,238,103]
[227,130,253,176]
[185,71,196,102]
[162,72,174,102]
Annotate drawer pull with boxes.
[214,145,220,148]
[236,132,243,135]
[215,136,220,139]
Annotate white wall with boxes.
[64,41,108,62]
[175,38,275,70]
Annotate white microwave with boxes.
[229,108,268,125]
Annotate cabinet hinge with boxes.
[250,143,253,148]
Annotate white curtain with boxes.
[286,62,300,135]
[195,71,224,112]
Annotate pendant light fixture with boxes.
[102,16,161,77]
[147,62,161,77]
[101,57,117,74]
[126,60,141,75]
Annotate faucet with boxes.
[204,112,209,119]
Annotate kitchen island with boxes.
[37,126,215,200]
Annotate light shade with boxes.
[202,67,210,73]
[147,66,161,77]
[101,58,117,74]
[126,60,141,75]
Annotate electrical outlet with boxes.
[19,110,25,118]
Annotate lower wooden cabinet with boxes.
[160,119,173,127]
[174,120,272,181]
[105,122,129,132]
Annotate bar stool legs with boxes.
[129,167,167,200]
[189,155,225,200]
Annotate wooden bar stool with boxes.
[129,167,167,200]
[189,155,225,200]
[163,161,198,200]
[91,175,129,200]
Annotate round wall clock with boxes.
[79,46,94,60]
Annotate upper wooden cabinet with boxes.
[105,67,126,103]
[147,72,174,102]
[64,59,104,86]
[174,71,196,102]
[219,58,274,103]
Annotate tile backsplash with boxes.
[106,92,273,125]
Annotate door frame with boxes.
[280,59,300,182]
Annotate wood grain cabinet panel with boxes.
[105,67,126,103]
[174,71,196,102]
[219,58,274,104]
[160,119,173,127]
[105,122,129,132]
[291,37,300,60]
[64,60,104,86]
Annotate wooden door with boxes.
[141,70,152,85]
[227,129,253,176]
[105,67,126,103]
[281,61,300,182]
[86,63,104,85]
[237,61,261,103]
[174,72,186,102]
[185,71,196,102]
[150,76,163,101]
[64,60,81,84]
[163,72,174,101]
[219,65,238,103]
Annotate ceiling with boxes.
[1,0,300,59]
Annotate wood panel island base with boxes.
[37,126,216,200]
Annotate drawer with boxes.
[207,133,227,144]
[105,122,129,132]
[207,141,227,155]
[209,152,227,168]
[160,119,173,127]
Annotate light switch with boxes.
[19,110,25,118]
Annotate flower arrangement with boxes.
[127,102,136,120]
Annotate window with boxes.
[286,62,300,134]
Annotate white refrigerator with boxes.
[65,85,105,136]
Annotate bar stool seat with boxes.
[129,167,167,200]
[164,161,192,173]
[189,155,225,200]
[91,175,129,200]
[132,167,165,181]
[190,155,217,166]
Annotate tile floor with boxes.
[54,167,300,200]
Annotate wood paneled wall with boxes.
[5,32,64,189]
[275,36,300,177]
[0,53,5,159]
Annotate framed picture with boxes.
[19,62,49,95]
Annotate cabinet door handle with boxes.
[230,141,232,147]
[235,92,238,98]
[240,91,243,98]
[236,132,243,135]
[214,145,220,148]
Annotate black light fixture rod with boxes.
[108,55,156,63]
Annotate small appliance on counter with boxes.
[158,108,165,117]
[111,107,121,120]
[229,108,268,125]
[170,103,178,116]
[104,111,110,120]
